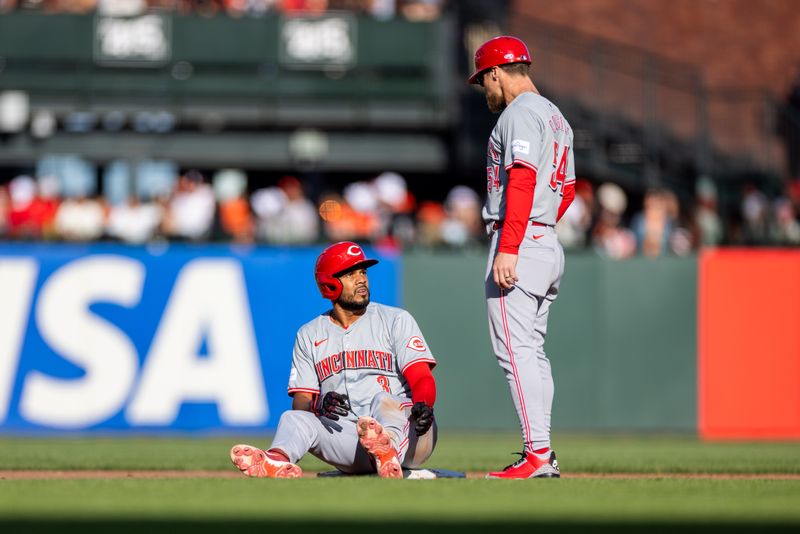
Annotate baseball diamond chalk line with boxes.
[2,471,800,480]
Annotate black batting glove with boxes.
[410,402,434,435]
[313,392,351,420]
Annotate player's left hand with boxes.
[492,252,519,289]
[410,402,434,435]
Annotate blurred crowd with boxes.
[0,169,483,250]
[556,177,800,259]
[0,0,444,20]
[2,167,799,256]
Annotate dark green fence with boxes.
[404,251,697,433]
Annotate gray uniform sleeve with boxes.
[501,107,545,172]
[391,310,437,375]
[287,332,320,396]
[564,139,576,185]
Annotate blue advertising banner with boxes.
[0,243,399,433]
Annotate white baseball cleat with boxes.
[356,416,403,479]
[229,444,303,478]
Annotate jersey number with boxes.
[549,142,570,194]
[486,164,500,193]
[376,376,391,393]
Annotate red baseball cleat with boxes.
[357,416,403,479]
[229,444,303,478]
[486,451,560,479]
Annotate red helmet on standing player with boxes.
[468,35,532,85]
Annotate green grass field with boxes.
[1,433,799,533]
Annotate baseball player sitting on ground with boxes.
[230,241,437,479]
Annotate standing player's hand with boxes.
[493,252,519,289]
[410,402,434,435]
[314,392,351,420]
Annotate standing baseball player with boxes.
[230,241,437,478]
[469,36,576,479]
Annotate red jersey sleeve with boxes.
[402,360,436,407]
[498,165,537,254]
[556,180,576,222]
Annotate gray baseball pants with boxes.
[485,224,565,452]
[269,391,437,473]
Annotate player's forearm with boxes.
[498,165,537,254]
[291,392,315,412]
[403,361,437,407]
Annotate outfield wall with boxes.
[404,251,698,432]
[0,244,797,438]
[0,243,399,433]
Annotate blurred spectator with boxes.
[28,175,62,240]
[741,183,769,244]
[251,175,318,244]
[163,170,216,241]
[592,182,636,260]
[769,197,800,245]
[440,185,482,247]
[97,0,145,15]
[107,195,163,244]
[0,185,9,236]
[415,200,445,247]
[214,168,255,244]
[398,0,441,21]
[252,186,287,241]
[373,171,416,249]
[631,188,674,258]
[320,181,380,241]
[277,175,319,243]
[54,195,105,241]
[6,175,38,239]
[281,0,328,14]
[557,178,593,249]
[694,176,724,247]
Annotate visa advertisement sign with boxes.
[0,244,398,433]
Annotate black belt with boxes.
[491,220,553,231]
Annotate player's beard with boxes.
[338,288,370,311]
[486,92,506,114]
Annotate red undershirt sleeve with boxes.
[498,165,537,254]
[402,360,436,407]
[557,180,576,222]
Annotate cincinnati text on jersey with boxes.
[315,350,394,382]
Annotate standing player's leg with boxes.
[484,228,562,478]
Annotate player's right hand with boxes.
[314,391,351,420]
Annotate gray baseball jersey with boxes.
[483,91,576,226]
[287,302,437,422]
[483,90,574,456]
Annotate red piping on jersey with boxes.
[400,358,437,375]
[504,160,538,172]
[287,387,320,396]
[402,360,437,407]
[500,289,533,447]
[498,165,537,254]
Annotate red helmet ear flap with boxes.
[318,278,342,301]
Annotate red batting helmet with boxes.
[314,241,379,300]
[468,35,531,85]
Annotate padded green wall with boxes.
[403,251,697,433]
